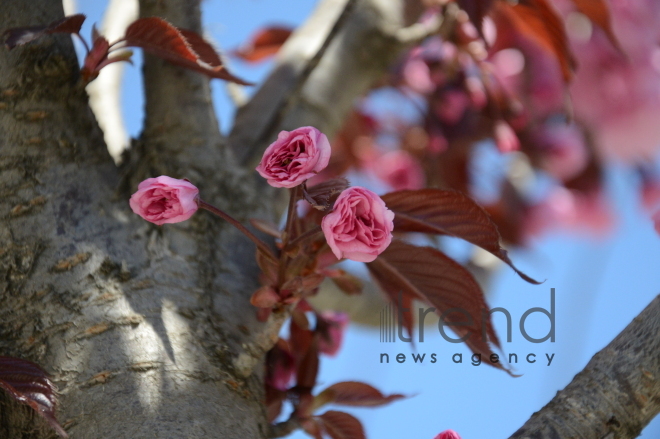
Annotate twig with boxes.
[268,416,301,438]
[283,226,323,252]
[198,200,277,261]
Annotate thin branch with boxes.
[283,226,323,252]
[268,416,301,438]
[509,295,660,439]
[255,0,359,152]
[199,200,277,262]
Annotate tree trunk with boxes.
[1,1,274,437]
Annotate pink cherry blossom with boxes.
[555,0,660,163]
[129,176,199,225]
[318,312,349,357]
[256,126,331,188]
[523,187,614,239]
[536,123,589,181]
[494,120,520,153]
[373,150,425,191]
[321,187,394,263]
[642,180,660,212]
[653,210,660,236]
[433,429,462,439]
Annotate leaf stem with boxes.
[278,186,301,285]
[198,200,277,261]
[73,32,90,54]
[283,226,323,252]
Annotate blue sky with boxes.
[72,1,660,437]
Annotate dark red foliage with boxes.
[0,356,68,437]
[316,381,405,407]
[318,410,366,439]
[491,0,576,82]
[367,240,512,373]
[123,17,251,84]
[3,14,85,49]
[232,26,293,62]
[382,188,540,283]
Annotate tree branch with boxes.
[510,295,660,439]
[229,0,436,167]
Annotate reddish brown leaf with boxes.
[301,418,324,439]
[326,270,363,295]
[250,286,280,308]
[178,29,222,67]
[124,17,197,63]
[0,356,68,437]
[81,36,110,82]
[4,14,86,49]
[295,335,319,391]
[316,381,405,408]
[257,249,278,284]
[382,189,540,283]
[290,313,314,361]
[491,0,576,82]
[571,0,622,52]
[367,240,510,373]
[233,26,293,62]
[266,385,286,423]
[123,17,250,85]
[319,410,366,439]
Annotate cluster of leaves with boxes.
[249,172,537,437]
[3,14,249,84]
[266,310,404,439]
[0,356,67,437]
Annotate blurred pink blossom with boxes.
[373,150,425,191]
[536,123,589,181]
[641,180,660,212]
[558,0,660,162]
[433,430,462,439]
[318,311,350,357]
[402,48,435,95]
[433,90,472,125]
[524,187,615,239]
[494,120,520,153]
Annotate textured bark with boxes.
[509,295,660,439]
[1,1,276,437]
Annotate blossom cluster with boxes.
[129,126,395,263]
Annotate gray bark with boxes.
[228,0,447,168]
[509,295,660,439]
[1,1,276,437]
